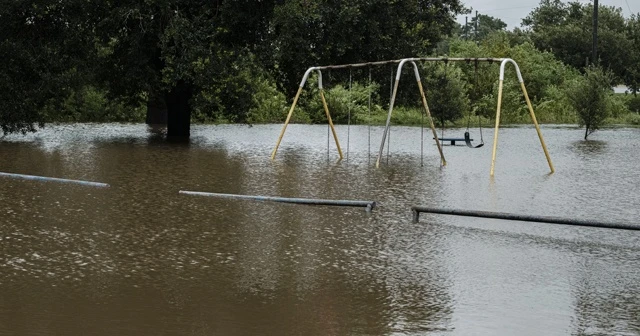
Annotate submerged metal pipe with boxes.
[411,206,640,231]
[180,191,376,212]
[0,172,110,188]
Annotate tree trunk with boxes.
[584,124,589,140]
[146,90,167,126]
[166,80,193,139]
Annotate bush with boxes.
[623,112,640,125]
[389,106,424,125]
[566,66,613,139]
[534,85,576,123]
[302,78,385,124]
[43,86,145,123]
[449,33,580,124]
[420,63,470,126]
[192,51,293,124]
[627,95,640,113]
[607,94,631,120]
[246,77,290,124]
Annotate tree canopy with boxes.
[522,0,634,87]
[0,0,465,136]
[460,14,507,41]
[0,1,95,134]
[1,0,638,138]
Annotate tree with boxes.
[93,2,219,137]
[567,66,612,139]
[522,0,632,82]
[0,0,95,134]
[624,14,640,95]
[461,14,507,41]
[422,63,469,125]
[270,0,465,95]
[1,0,466,136]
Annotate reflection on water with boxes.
[571,139,608,156]
[0,124,639,335]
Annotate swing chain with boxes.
[466,59,478,132]
[347,67,352,161]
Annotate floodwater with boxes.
[0,123,639,336]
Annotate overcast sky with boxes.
[456,0,638,28]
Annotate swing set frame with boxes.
[270,57,555,176]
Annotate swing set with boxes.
[270,57,555,176]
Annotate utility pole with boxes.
[475,10,478,42]
[465,16,468,40]
[592,0,598,65]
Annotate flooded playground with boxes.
[1,123,639,335]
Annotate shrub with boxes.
[627,95,640,113]
[43,86,145,123]
[566,66,613,139]
[246,77,290,124]
[420,63,470,126]
[303,78,385,124]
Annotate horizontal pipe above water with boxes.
[412,206,639,231]
[180,191,376,212]
[0,171,110,188]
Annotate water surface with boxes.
[1,124,639,335]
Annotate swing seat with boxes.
[435,137,469,146]
[433,132,484,148]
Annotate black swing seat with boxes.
[435,137,469,146]
[434,132,483,148]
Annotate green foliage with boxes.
[509,41,580,101]
[566,66,613,139]
[303,77,385,125]
[460,14,508,41]
[607,94,631,120]
[534,85,577,123]
[4,0,640,133]
[449,32,579,124]
[627,95,640,113]
[0,0,467,134]
[421,63,470,125]
[246,78,290,124]
[522,0,633,83]
[42,86,145,123]
[190,52,295,124]
[0,0,95,134]
[388,107,425,125]
[271,0,465,94]
[625,15,640,94]
[622,112,640,126]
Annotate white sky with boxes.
[457,0,638,28]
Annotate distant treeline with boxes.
[1,0,639,136]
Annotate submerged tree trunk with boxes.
[165,81,193,139]
[584,123,590,140]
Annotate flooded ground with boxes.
[1,123,639,335]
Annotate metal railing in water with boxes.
[0,171,109,188]
[180,190,376,212]
[412,206,640,231]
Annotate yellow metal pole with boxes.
[490,80,504,176]
[520,82,555,174]
[417,81,446,166]
[271,86,303,160]
[320,89,344,160]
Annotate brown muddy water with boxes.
[0,123,639,335]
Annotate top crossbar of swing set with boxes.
[301,57,507,71]
[271,57,555,176]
